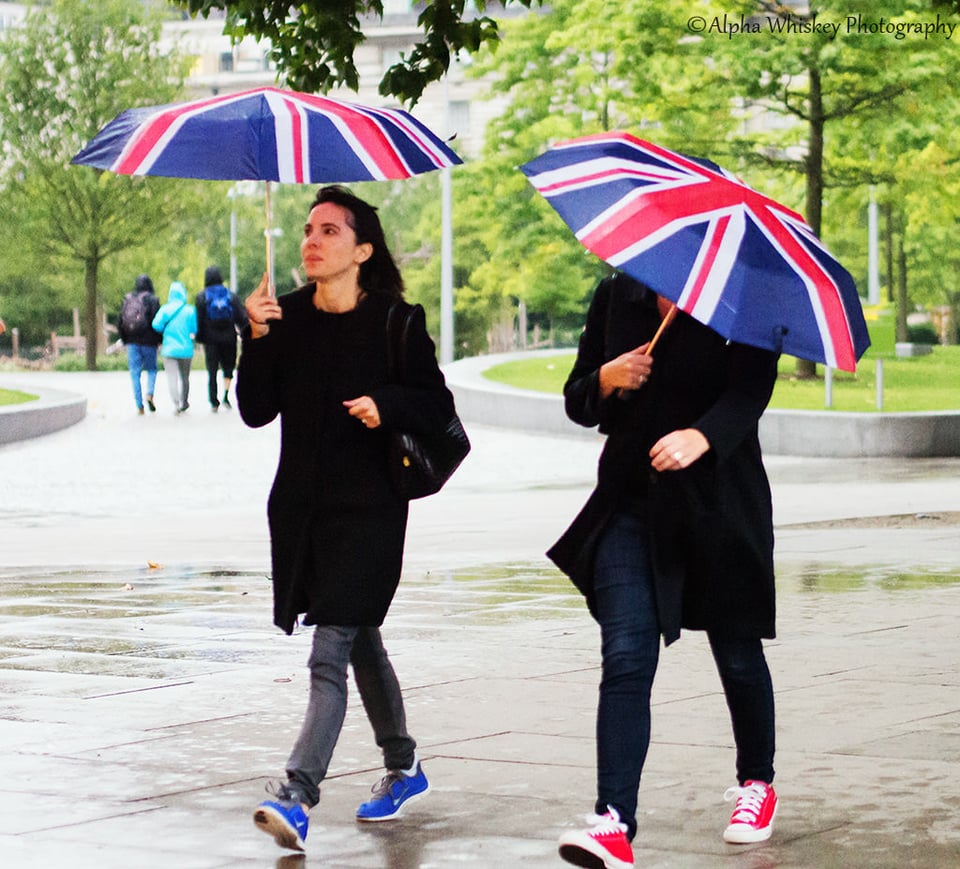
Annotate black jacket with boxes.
[237,286,454,634]
[195,284,249,345]
[547,274,779,644]
[118,274,161,346]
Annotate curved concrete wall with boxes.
[444,350,960,458]
[0,385,87,444]
[759,409,960,458]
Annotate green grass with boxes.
[483,346,960,413]
[0,388,38,406]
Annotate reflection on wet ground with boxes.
[2,562,959,867]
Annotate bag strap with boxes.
[385,300,415,385]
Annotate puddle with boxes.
[776,563,960,594]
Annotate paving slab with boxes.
[1,371,959,868]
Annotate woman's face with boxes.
[301,201,372,283]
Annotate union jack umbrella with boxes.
[71,86,462,285]
[70,85,462,182]
[521,132,870,371]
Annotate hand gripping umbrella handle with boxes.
[614,303,677,400]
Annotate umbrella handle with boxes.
[264,182,275,297]
[613,303,677,401]
[646,303,677,356]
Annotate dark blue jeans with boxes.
[592,509,775,841]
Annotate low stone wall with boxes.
[446,350,592,440]
[760,409,960,458]
[444,350,960,458]
[0,384,87,444]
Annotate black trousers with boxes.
[204,340,237,406]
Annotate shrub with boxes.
[907,324,939,345]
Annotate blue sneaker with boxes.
[356,762,430,822]
[254,793,309,851]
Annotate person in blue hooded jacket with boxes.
[152,281,198,415]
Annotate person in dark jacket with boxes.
[117,274,162,415]
[195,266,248,411]
[551,273,780,869]
[238,185,455,853]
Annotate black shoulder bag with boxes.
[385,302,471,500]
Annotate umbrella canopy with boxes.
[520,132,870,371]
[71,86,462,182]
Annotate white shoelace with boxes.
[724,782,767,823]
[584,806,628,834]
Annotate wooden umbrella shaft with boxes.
[647,303,677,356]
[264,181,274,296]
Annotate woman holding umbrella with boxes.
[550,271,780,868]
[237,185,456,853]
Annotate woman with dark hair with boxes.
[238,185,457,852]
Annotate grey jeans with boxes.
[285,625,417,808]
[162,356,191,410]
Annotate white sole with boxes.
[355,783,431,823]
[723,800,777,844]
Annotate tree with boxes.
[174,0,539,105]
[448,0,741,352]
[0,0,192,369]
[711,0,958,373]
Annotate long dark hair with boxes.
[310,185,405,299]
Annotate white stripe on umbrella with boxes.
[264,90,307,183]
[678,210,745,324]
[111,92,250,176]
[744,203,848,369]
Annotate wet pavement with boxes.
[1,370,960,868]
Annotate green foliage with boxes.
[449,0,743,354]
[173,0,539,105]
[53,351,130,371]
[0,0,193,367]
[908,324,939,344]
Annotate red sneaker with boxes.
[723,780,778,844]
[558,807,634,868]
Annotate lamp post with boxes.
[440,165,454,365]
[228,186,238,291]
[439,72,455,365]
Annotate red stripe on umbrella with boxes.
[521,131,870,371]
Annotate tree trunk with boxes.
[896,231,908,343]
[84,256,99,371]
[795,65,824,380]
[883,200,895,306]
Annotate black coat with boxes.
[237,287,454,634]
[547,275,779,644]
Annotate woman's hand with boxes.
[599,343,653,398]
[245,272,281,339]
[343,396,381,429]
[650,428,710,472]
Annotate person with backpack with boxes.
[152,281,198,415]
[195,266,248,412]
[117,274,162,415]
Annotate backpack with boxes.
[205,284,233,321]
[120,292,150,336]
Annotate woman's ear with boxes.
[355,242,373,264]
